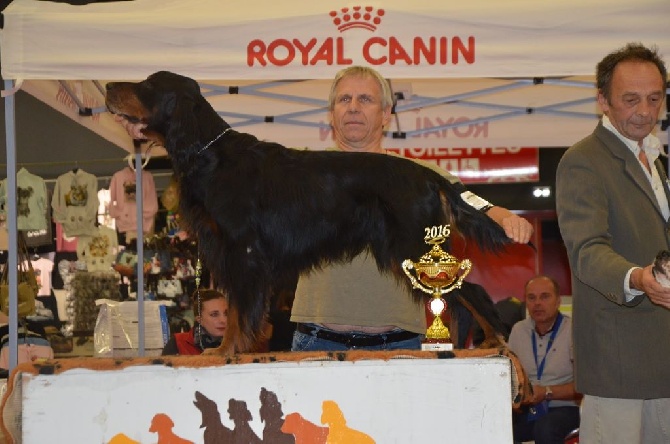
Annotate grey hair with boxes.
[328,66,394,111]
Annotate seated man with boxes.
[508,275,580,444]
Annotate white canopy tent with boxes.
[1,0,669,367]
[2,0,669,157]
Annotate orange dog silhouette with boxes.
[281,412,329,444]
[321,400,375,444]
[108,433,140,444]
[149,413,194,444]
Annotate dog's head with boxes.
[106,71,225,159]
[148,413,174,433]
[193,390,222,428]
[281,413,300,433]
[653,250,670,287]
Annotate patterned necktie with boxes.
[639,148,651,173]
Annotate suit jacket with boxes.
[556,122,670,399]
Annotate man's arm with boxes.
[532,381,582,404]
[408,155,534,245]
[485,206,533,244]
[558,143,670,309]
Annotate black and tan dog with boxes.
[106,71,510,355]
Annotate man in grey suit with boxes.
[556,42,670,443]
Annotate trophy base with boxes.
[421,341,453,351]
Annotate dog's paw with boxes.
[201,347,234,357]
[201,347,221,356]
[652,250,670,288]
[202,343,237,357]
[478,334,507,350]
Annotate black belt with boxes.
[297,323,419,347]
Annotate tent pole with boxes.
[3,80,19,372]
[133,143,145,357]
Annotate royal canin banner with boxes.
[2,0,668,80]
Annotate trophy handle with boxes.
[401,260,434,295]
[449,259,472,294]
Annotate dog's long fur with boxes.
[106,71,510,354]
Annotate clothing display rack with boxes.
[2,98,161,369]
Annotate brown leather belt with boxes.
[297,323,420,347]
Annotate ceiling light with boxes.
[532,186,551,198]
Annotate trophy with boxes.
[402,225,471,351]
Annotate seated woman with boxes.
[162,289,228,355]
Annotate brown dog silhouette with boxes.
[193,391,233,444]
[259,387,295,444]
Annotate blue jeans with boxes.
[291,328,423,352]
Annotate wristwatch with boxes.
[545,386,554,401]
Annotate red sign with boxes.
[385,147,539,184]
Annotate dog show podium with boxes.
[0,349,529,443]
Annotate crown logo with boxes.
[329,6,385,32]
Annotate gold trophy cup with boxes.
[402,225,471,351]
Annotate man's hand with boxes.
[485,206,534,244]
[631,265,670,309]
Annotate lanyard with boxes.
[531,312,563,381]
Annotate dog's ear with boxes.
[164,91,202,157]
[184,76,201,96]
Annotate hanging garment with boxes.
[77,226,119,272]
[25,189,55,249]
[0,167,48,231]
[97,187,115,230]
[109,167,158,234]
[51,169,99,237]
[30,256,55,297]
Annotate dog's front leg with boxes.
[203,275,272,356]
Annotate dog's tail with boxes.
[438,178,511,253]
[450,282,508,348]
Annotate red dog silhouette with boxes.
[281,412,329,444]
[149,413,194,444]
